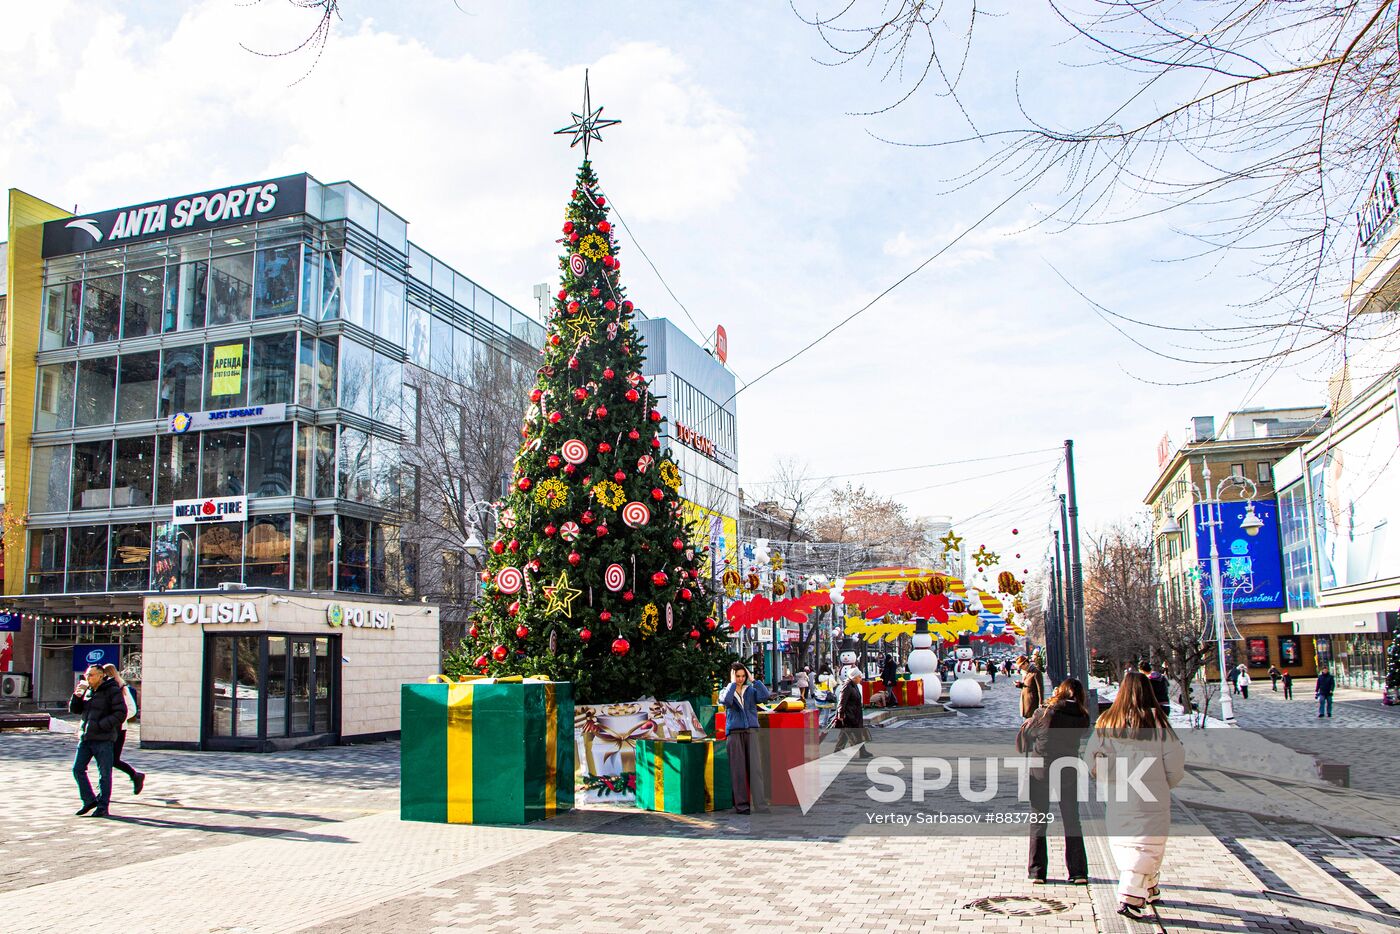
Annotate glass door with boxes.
[289,638,312,735]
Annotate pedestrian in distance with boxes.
[1015,655,1044,720]
[1020,677,1092,885]
[1316,667,1336,718]
[101,664,146,796]
[1227,664,1241,695]
[1088,671,1185,921]
[1282,670,1294,700]
[988,660,997,685]
[881,653,898,706]
[718,662,770,815]
[794,666,810,703]
[69,665,127,817]
[1236,666,1251,701]
[833,668,873,758]
[1141,661,1170,714]
[1268,665,1281,692]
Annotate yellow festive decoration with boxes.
[564,309,599,341]
[772,577,787,596]
[971,546,999,568]
[542,571,581,618]
[578,233,610,261]
[593,480,626,510]
[1013,596,1026,614]
[938,530,963,554]
[903,580,928,601]
[745,573,760,592]
[640,603,660,636]
[997,571,1023,595]
[771,552,785,571]
[658,460,682,490]
[927,574,947,595]
[722,568,741,598]
[534,478,570,509]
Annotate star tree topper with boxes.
[554,69,621,161]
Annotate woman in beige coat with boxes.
[1087,671,1184,921]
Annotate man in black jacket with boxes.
[69,665,125,817]
[834,670,873,758]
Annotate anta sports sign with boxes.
[42,174,308,258]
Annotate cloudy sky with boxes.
[2,0,1330,571]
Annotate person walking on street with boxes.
[1141,662,1170,714]
[1236,666,1251,701]
[1268,665,1281,692]
[833,669,873,757]
[1088,671,1185,921]
[988,660,997,684]
[1316,667,1336,718]
[1227,664,1241,695]
[881,653,898,706]
[1282,670,1294,700]
[794,667,810,703]
[101,664,146,796]
[718,662,770,814]
[1016,655,1044,719]
[69,665,126,817]
[1021,677,1092,885]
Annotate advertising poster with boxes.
[1309,414,1400,590]
[210,343,244,396]
[1246,637,1270,666]
[1195,500,1285,610]
[1278,635,1302,667]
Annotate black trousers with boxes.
[727,728,765,812]
[1028,770,1088,881]
[1284,683,1293,699]
[113,729,138,783]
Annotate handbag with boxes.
[1015,706,1049,754]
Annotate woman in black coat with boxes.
[1021,677,1092,884]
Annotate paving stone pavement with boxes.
[3,679,1399,932]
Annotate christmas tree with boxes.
[445,107,732,702]
[1386,637,1400,696]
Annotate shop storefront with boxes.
[139,593,437,751]
[1289,608,1396,691]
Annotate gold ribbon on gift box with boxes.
[582,719,655,775]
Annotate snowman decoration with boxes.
[948,647,986,708]
[906,618,942,700]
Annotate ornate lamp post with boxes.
[1158,457,1264,725]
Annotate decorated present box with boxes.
[401,679,574,824]
[714,707,818,807]
[860,678,886,704]
[634,738,732,814]
[893,678,924,706]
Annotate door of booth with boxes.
[202,632,340,751]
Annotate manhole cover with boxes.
[966,895,1070,916]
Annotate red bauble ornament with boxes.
[590,287,600,297]
[492,644,508,661]
[599,610,612,622]
[550,335,561,346]
[569,232,579,243]
[598,441,612,453]
[705,617,717,631]
[1012,528,1019,535]
[603,368,615,379]
[567,301,580,314]
[652,571,668,586]
[568,357,581,370]
[601,256,615,269]
[623,590,635,602]
[573,387,588,401]
[604,300,616,311]
[563,221,574,234]
[672,538,684,551]
[595,523,608,537]
[688,629,700,639]
[468,624,479,638]
[581,510,595,525]
[475,654,490,669]
[579,628,592,642]
[597,221,611,233]
[491,539,505,554]
[568,551,582,566]
[679,588,693,601]
[544,524,558,537]
[628,429,641,440]
[650,438,661,450]
[517,477,532,491]
[611,636,629,656]
[595,405,608,418]
[651,488,664,501]
[548,411,562,424]
[622,300,633,312]
[625,389,640,402]
[516,624,530,639]
[480,570,491,583]
[649,410,662,422]
[507,601,520,616]
[509,539,520,553]
[556,289,567,301]
[564,463,576,475]
[614,470,627,482]
[530,388,543,403]
[596,196,607,206]
[548,454,562,469]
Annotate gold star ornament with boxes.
[542,571,582,618]
[938,530,964,554]
[564,308,599,342]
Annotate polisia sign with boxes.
[145,601,259,627]
[172,495,247,525]
[42,174,309,257]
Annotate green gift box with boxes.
[400,679,574,824]
[634,738,732,814]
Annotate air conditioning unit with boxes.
[217,582,249,592]
[1,673,31,699]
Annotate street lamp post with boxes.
[1159,457,1265,726]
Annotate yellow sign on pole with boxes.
[210,343,244,397]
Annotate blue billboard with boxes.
[1195,500,1285,610]
[73,644,120,673]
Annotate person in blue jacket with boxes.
[718,662,770,814]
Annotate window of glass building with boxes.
[319,251,342,321]
[403,384,420,444]
[34,363,75,431]
[293,514,310,590]
[317,336,338,408]
[454,273,474,313]
[80,272,121,344]
[429,316,452,376]
[74,356,117,427]
[311,515,332,590]
[346,187,378,232]
[299,247,321,319]
[27,528,65,593]
[122,265,163,339]
[159,345,204,418]
[197,523,243,587]
[408,244,430,282]
[112,436,155,507]
[250,332,295,405]
[294,425,312,497]
[455,330,479,384]
[342,253,375,331]
[297,335,316,408]
[116,350,160,423]
[371,351,402,426]
[431,255,453,298]
[41,278,80,349]
[157,523,196,590]
[68,525,109,592]
[109,523,151,591]
[247,423,294,497]
[254,245,300,319]
[339,426,371,502]
[205,339,249,409]
[402,463,419,519]
[370,523,390,593]
[406,302,430,369]
[201,429,246,497]
[402,540,419,595]
[339,339,373,416]
[166,260,208,333]
[375,268,405,344]
[1278,481,1316,611]
[314,425,335,497]
[377,208,408,253]
[338,516,369,593]
[208,252,253,326]
[245,515,291,588]
[29,446,71,514]
[370,435,399,506]
[72,440,112,510]
[155,434,200,504]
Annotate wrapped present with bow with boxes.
[634,738,732,814]
[713,707,819,807]
[400,677,574,824]
[893,678,924,706]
